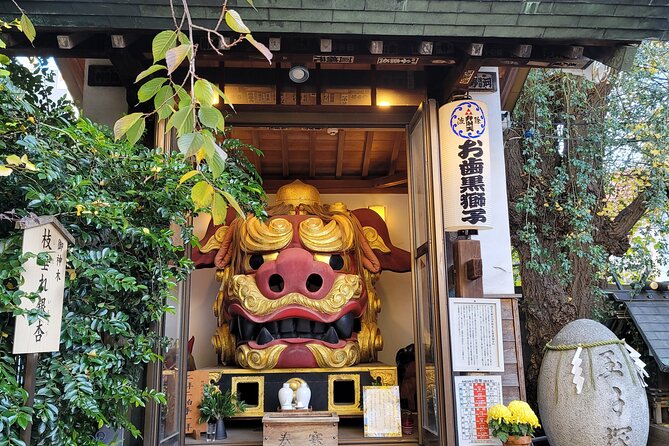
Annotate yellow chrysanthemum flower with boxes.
[487,404,512,423]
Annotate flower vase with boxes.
[296,382,311,409]
[503,435,531,446]
[215,418,227,440]
[279,382,294,410]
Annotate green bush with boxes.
[0,61,223,445]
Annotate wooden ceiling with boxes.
[231,127,407,194]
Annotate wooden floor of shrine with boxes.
[185,418,419,446]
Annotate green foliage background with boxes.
[0,62,191,445]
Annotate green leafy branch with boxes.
[113,0,271,225]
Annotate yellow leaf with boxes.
[191,181,214,209]
[5,155,21,166]
[211,192,228,225]
[20,14,36,43]
[0,165,12,176]
[225,10,250,34]
[178,170,200,186]
[221,190,245,219]
[20,155,36,171]
[142,228,150,234]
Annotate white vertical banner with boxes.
[438,100,493,231]
[13,218,72,354]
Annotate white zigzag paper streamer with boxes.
[625,342,649,387]
[571,346,585,394]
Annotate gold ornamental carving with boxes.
[358,270,383,362]
[370,368,398,386]
[211,323,236,365]
[328,374,361,415]
[362,226,391,253]
[200,226,229,253]
[228,274,362,316]
[231,376,265,417]
[299,216,354,252]
[275,180,321,207]
[240,217,293,252]
[236,344,287,370]
[306,341,360,368]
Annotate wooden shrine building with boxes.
[1,1,668,445]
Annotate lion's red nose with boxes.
[255,248,335,299]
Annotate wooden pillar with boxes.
[453,239,483,297]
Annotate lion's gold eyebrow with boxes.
[240,217,293,252]
[298,216,354,253]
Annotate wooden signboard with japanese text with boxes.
[13,218,72,354]
[185,370,210,439]
[262,411,339,446]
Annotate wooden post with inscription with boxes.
[185,370,211,439]
[13,216,74,444]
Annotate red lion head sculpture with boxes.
[192,181,409,369]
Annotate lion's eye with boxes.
[329,254,345,271]
[244,252,278,271]
[249,254,264,270]
[314,253,347,271]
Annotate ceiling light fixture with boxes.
[289,66,310,83]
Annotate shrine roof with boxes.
[609,290,669,373]
[1,0,667,43]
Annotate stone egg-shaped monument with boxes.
[538,319,649,446]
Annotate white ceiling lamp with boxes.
[289,66,310,83]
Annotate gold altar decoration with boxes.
[306,341,361,368]
[240,217,293,252]
[231,376,265,417]
[228,274,363,316]
[236,344,288,369]
[328,374,361,415]
[370,368,397,386]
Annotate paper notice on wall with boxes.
[449,298,504,372]
[363,386,402,437]
[454,376,503,446]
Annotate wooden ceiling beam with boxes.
[335,130,345,178]
[281,130,289,178]
[262,178,407,194]
[388,133,402,176]
[361,131,374,178]
[372,173,407,189]
[309,131,316,178]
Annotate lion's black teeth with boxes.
[296,318,311,333]
[256,327,274,345]
[333,312,354,339]
[279,318,295,334]
[322,326,339,344]
[238,316,257,341]
[234,315,354,343]
[265,321,279,337]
